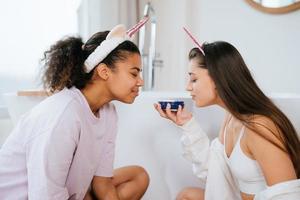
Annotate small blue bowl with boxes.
[158,100,185,111]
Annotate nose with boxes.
[186,82,192,91]
[137,77,144,87]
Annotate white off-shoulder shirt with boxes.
[179,117,300,200]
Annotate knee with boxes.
[176,188,203,200]
[132,165,150,189]
[176,188,191,200]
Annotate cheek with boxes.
[194,81,217,103]
[122,78,136,90]
[112,76,136,92]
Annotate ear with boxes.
[95,63,110,80]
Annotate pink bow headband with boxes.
[84,17,149,73]
[126,17,149,37]
[183,27,205,56]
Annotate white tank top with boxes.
[224,125,267,195]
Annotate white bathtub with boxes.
[2,92,300,199]
[113,92,201,199]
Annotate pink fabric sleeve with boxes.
[25,115,79,200]
[95,104,118,177]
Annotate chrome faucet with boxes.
[139,2,163,90]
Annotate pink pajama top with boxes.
[0,87,118,200]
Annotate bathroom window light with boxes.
[0,0,80,110]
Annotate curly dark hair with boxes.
[41,31,140,92]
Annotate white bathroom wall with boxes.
[139,0,191,92]
[153,0,300,93]
[191,0,300,94]
[78,0,300,93]
[0,0,79,104]
[1,0,299,98]
[77,0,192,92]
[78,0,139,41]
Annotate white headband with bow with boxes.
[84,17,149,73]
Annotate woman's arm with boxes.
[154,103,209,180]
[92,176,120,200]
[246,116,297,186]
[181,112,231,181]
[154,103,230,182]
[26,116,79,199]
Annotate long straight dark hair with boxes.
[189,41,300,178]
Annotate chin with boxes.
[195,100,212,107]
[118,97,136,104]
[195,103,205,108]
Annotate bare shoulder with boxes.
[245,114,285,153]
[244,115,297,185]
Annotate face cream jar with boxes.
[158,100,185,111]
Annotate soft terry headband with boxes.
[84,17,149,73]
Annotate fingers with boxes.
[165,103,177,122]
[177,105,183,116]
[153,103,167,118]
[154,103,177,122]
[177,105,189,116]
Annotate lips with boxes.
[131,90,139,96]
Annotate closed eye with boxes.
[130,67,141,78]
[131,73,138,77]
